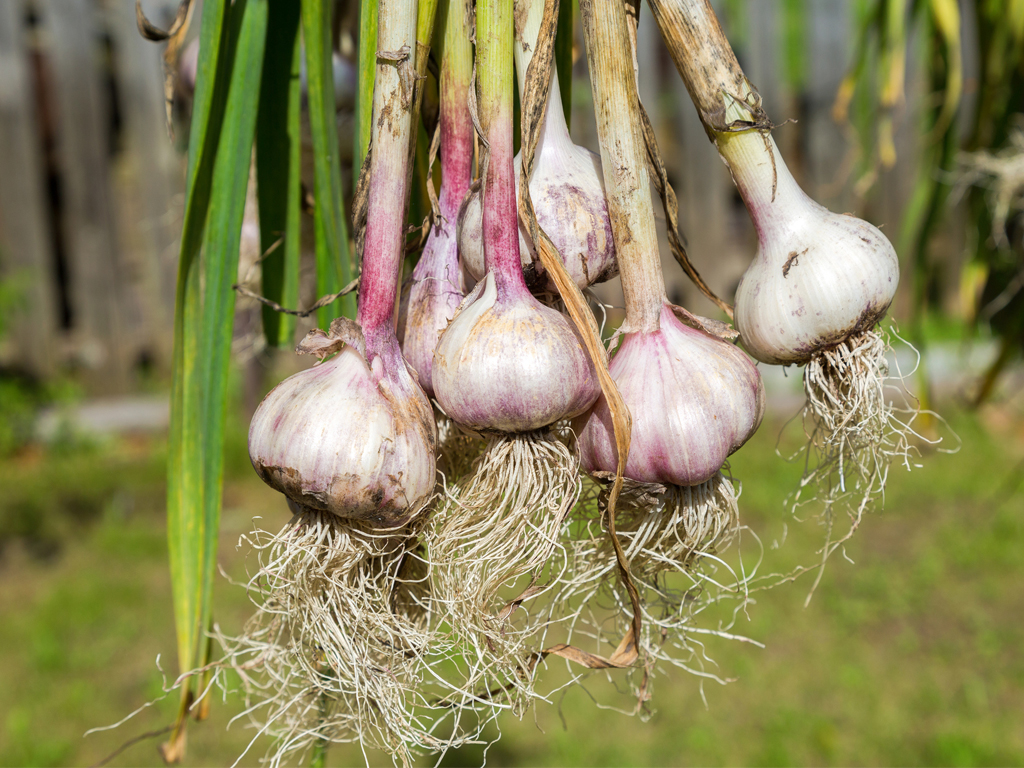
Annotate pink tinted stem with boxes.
[357,0,418,356]
[477,0,529,299]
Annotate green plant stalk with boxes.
[355,0,379,184]
[165,0,267,756]
[302,0,355,327]
[898,18,960,421]
[781,0,807,91]
[402,0,440,223]
[477,0,513,135]
[581,0,664,332]
[256,0,302,347]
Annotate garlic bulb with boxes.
[433,19,600,435]
[398,235,463,398]
[458,46,616,291]
[729,135,899,365]
[249,327,436,528]
[576,303,764,486]
[433,272,600,432]
[249,0,438,530]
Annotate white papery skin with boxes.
[728,133,899,365]
[248,345,436,528]
[576,303,765,486]
[397,214,463,398]
[458,75,617,291]
[432,273,600,433]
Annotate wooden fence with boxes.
[0,0,182,395]
[0,0,965,394]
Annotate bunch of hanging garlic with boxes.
[531,0,764,687]
[228,0,923,759]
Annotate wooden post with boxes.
[40,0,131,393]
[0,0,59,377]
[109,0,183,374]
[669,0,740,316]
[806,0,852,209]
[745,0,781,118]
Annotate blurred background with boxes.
[0,0,1022,765]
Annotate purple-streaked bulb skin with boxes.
[397,218,463,398]
[432,273,601,433]
[458,146,617,291]
[248,343,436,529]
[576,303,765,486]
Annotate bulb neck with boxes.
[362,322,405,372]
[513,0,574,164]
[533,70,575,160]
[718,131,810,243]
[483,115,532,300]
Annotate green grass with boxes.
[0,405,1021,767]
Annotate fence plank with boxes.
[0,0,59,377]
[40,0,131,393]
[109,0,183,373]
[806,0,853,209]
[745,0,782,118]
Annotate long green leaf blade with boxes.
[196,0,269,679]
[302,0,356,327]
[355,0,379,184]
[257,0,302,347]
[167,0,231,709]
[165,0,268,755]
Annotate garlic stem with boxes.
[478,0,529,299]
[358,0,419,351]
[580,0,664,334]
[644,0,755,134]
[401,0,440,212]
[643,0,807,237]
[437,0,474,218]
